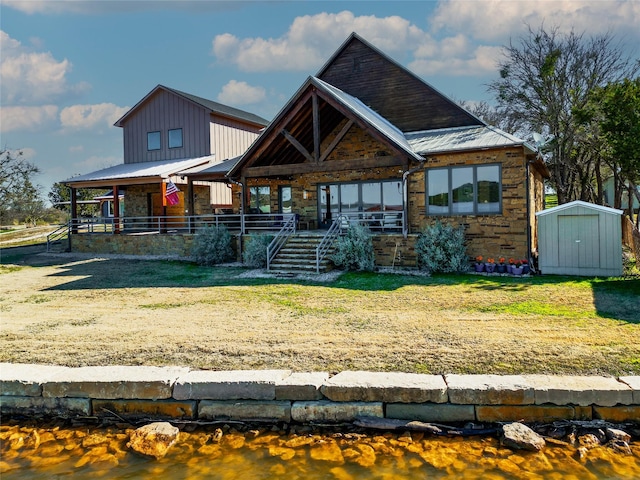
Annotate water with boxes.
[2,422,639,479]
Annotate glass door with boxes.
[319,184,339,228]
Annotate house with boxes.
[60,33,548,268]
[218,33,549,266]
[64,85,269,231]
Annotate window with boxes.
[249,186,270,214]
[168,128,183,149]
[426,165,501,215]
[147,131,161,151]
[279,186,292,214]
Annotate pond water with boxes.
[2,422,639,479]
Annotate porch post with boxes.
[70,187,78,234]
[187,178,195,233]
[112,185,120,234]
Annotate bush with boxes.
[192,225,234,266]
[243,233,274,268]
[415,220,468,273]
[331,223,375,271]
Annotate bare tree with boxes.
[489,25,638,205]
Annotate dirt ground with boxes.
[1,246,638,375]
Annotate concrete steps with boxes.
[269,233,335,274]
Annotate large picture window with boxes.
[426,165,501,215]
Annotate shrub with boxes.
[415,220,468,273]
[192,225,234,266]
[243,233,274,268]
[331,223,375,271]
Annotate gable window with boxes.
[426,164,501,215]
[147,131,161,151]
[168,128,183,149]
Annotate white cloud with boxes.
[69,145,84,153]
[430,0,640,41]
[59,103,129,130]
[73,155,120,172]
[410,44,502,77]
[0,105,59,133]
[212,11,429,72]
[0,30,89,105]
[217,80,266,105]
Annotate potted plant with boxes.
[474,255,485,272]
[496,257,507,274]
[511,259,524,275]
[521,259,530,274]
[507,258,515,274]
[485,257,496,273]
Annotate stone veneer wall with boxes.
[72,233,239,259]
[125,184,212,217]
[2,365,638,425]
[232,121,540,265]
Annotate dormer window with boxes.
[168,128,183,149]
[147,131,161,151]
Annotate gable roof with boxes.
[317,33,483,132]
[536,200,623,217]
[227,76,423,178]
[114,85,269,128]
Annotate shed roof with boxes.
[64,156,214,188]
[536,200,624,217]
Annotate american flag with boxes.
[165,181,180,206]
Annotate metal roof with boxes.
[64,156,214,185]
[405,125,532,155]
[114,85,269,128]
[164,86,269,126]
[536,200,624,217]
[176,156,243,180]
[313,77,423,161]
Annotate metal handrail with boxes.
[65,213,296,235]
[315,214,349,273]
[266,215,297,271]
[46,222,71,252]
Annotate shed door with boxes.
[558,215,599,268]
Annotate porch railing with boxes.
[65,213,297,235]
[266,214,297,271]
[316,214,349,274]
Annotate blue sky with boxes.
[1,0,638,202]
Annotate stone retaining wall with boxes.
[1,365,638,424]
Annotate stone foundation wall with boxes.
[71,233,239,259]
[2,365,638,424]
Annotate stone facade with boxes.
[232,123,542,265]
[124,184,212,218]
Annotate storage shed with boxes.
[536,201,623,276]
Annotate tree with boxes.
[0,149,46,226]
[488,24,638,205]
[49,181,105,217]
[579,78,640,225]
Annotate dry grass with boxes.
[1,248,638,375]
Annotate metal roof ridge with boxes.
[536,200,624,217]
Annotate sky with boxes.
[1,0,639,203]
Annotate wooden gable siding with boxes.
[209,114,262,162]
[122,89,210,164]
[318,37,481,132]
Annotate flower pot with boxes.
[496,264,507,274]
[507,265,513,274]
[512,266,524,275]
[485,263,496,273]
[522,264,530,275]
[474,263,485,273]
